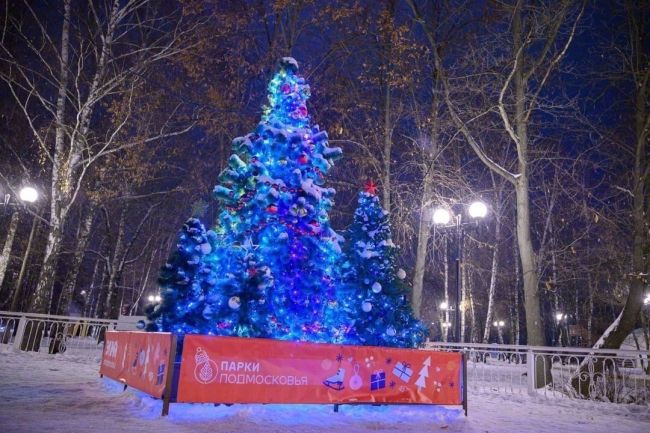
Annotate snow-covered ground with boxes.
[0,348,648,433]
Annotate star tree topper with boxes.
[364,179,378,195]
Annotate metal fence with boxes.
[0,311,117,359]
[2,311,648,408]
[424,341,650,406]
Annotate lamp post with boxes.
[555,312,567,346]
[492,320,505,344]
[147,294,162,303]
[439,301,454,342]
[433,200,488,343]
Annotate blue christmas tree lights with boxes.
[341,182,427,348]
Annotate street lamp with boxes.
[147,294,161,303]
[433,200,488,343]
[2,184,39,211]
[18,186,39,203]
[492,320,505,344]
[439,301,454,342]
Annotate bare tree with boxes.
[591,0,649,351]
[408,0,584,384]
[0,0,197,313]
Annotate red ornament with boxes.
[364,179,378,195]
[266,204,278,213]
[296,106,308,117]
[281,83,291,94]
[247,267,258,277]
[298,154,309,164]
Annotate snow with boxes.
[301,178,323,200]
[280,57,299,70]
[0,348,648,433]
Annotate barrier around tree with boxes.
[100,332,466,416]
[99,331,176,402]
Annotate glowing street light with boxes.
[492,319,506,344]
[555,313,567,323]
[432,199,489,343]
[147,294,161,303]
[432,208,451,225]
[468,201,488,218]
[18,186,39,203]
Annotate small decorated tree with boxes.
[146,218,217,334]
[341,181,427,348]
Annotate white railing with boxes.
[0,311,117,359]
[424,341,650,406]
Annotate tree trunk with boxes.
[29,0,72,314]
[129,248,156,315]
[0,211,19,290]
[411,168,434,318]
[512,5,546,350]
[10,213,39,311]
[56,203,95,314]
[380,1,396,213]
[513,234,521,345]
[483,199,502,343]
[31,220,65,314]
[468,266,479,343]
[104,208,127,319]
[94,264,109,318]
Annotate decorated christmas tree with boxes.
[205,57,347,342]
[341,181,427,348]
[146,218,217,333]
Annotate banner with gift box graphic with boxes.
[177,335,464,405]
[99,331,175,399]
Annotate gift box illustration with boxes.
[392,361,413,383]
[370,370,386,391]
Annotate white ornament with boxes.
[362,301,372,312]
[386,327,396,337]
[397,268,406,279]
[371,282,382,293]
[228,296,241,309]
[197,242,212,255]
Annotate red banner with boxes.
[100,331,173,398]
[177,335,462,405]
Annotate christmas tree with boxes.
[341,181,427,348]
[146,218,217,333]
[207,57,347,342]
